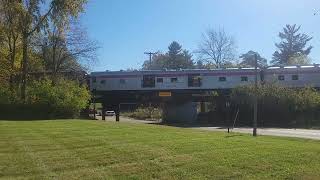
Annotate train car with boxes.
[90,68,261,92]
[264,65,320,88]
[89,65,320,105]
[90,65,320,97]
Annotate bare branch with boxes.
[197,28,236,68]
[38,20,100,77]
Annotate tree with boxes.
[0,0,22,89]
[0,0,92,118]
[17,0,88,101]
[195,60,205,69]
[27,78,90,118]
[288,53,311,65]
[0,55,11,85]
[231,83,320,127]
[197,28,236,68]
[168,41,182,57]
[38,22,99,82]
[239,51,268,68]
[271,24,313,65]
[142,41,194,70]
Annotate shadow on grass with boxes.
[0,115,93,121]
[0,117,50,121]
[0,119,95,121]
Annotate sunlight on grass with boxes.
[0,120,319,179]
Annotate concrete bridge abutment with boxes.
[162,101,198,123]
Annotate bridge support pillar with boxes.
[102,103,106,120]
[162,101,197,123]
[200,102,206,113]
[115,104,120,122]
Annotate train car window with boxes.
[292,75,299,80]
[241,76,248,81]
[92,77,97,83]
[278,75,285,81]
[100,80,106,84]
[157,78,163,83]
[142,75,155,88]
[219,77,226,82]
[171,77,178,83]
[188,74,202,87]
[120,79,126,84]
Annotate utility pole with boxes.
[253,54,258,136]
[93,89,96,120]
[144,52,157,66]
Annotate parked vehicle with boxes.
[106,111,115,116]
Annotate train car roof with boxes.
[90,68,260,76]
[90,64,320,76]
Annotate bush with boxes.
[0,86,19,104]
[230,83,320,127]
[26,78,90,118]
[122,106,162,120]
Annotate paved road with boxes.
[194,127,320,140]
[96,115,159,124]
[96,115,320,140]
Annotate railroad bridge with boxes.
[90,65,320,123]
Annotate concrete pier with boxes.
[162,101,197,123]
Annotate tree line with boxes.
[0,0,96,119]
[228,84,320,127]
[142,24,313,70]
[139,24,318,127]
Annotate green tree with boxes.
[27,78,90,118]
[231,83,320,127]
[17,0,88,101]
[168,41,182,57]
[288,53,311,65]
[143,41,194,70]
[239,51,268,68]
[271,24,313,66]
[0,0,22,89]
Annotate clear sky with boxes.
[81,0,320,71]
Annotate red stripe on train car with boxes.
[265,70,320,74]
[98,72,257,78]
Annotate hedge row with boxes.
[0,78,90,119]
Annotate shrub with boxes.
[27,78,90,118]
[122,106,162,120]
[230,83,320,127]
[0,86,20,104]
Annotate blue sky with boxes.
[81,0,320,71]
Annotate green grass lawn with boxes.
[0,120,319,180]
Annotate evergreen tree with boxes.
[142,41,194,70]
[239,51,268,68]
[271,24,312,65]
[168,41,182,57]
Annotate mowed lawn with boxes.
[0,120,320,180]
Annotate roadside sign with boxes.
[159,92,171,97]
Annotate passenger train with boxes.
[90,65,320,93]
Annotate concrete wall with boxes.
[162,101,197,123]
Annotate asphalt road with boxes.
[194,127,320,140]
[97,115,320,140]
[96,115,159,124]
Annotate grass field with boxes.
[0,120,319,179]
